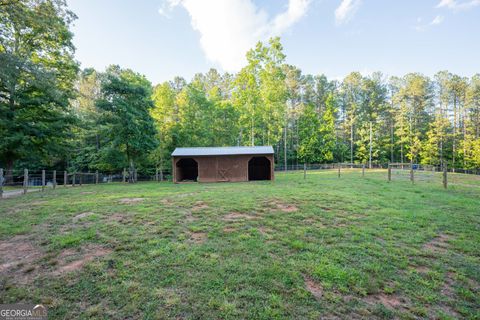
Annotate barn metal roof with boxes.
[172,146,274,157]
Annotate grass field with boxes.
[0,170,479,319]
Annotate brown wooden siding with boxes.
[172,154,274,183]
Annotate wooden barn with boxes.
[171,146,274,183]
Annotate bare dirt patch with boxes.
[436,272,460,318]
[423,233,450,253]
[413,265,430,273]
[258,227,272,235]
[110,213,127,221]
[188,232,207,244]
[176,192,198,198]
[441,272,456,298]
[118,198,144,204]
[303,275,323,300]
[184,211,198,223]
[73,211,94,222]
[266,199,298,213]
[223,227,236,233]
[160,198,173,205]
[54,245,112,274]
[364,293,404,309]
[222,212,257,221]
[0,236,44,283]
[80,191,94,195]
[192,201,209,212]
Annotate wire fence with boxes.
[1,163,479,199]
[274,162,480,190]
[274,162,385,171]
[0,168,172,198]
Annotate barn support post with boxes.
[443,165,448,189]
[388,164,391,182]
[41,170,45,192]
[0,168,3,198]
[53,170,56,189]
[23,169,28,194]
[95,170,99,184]
[303,163,306,180]
[64,171,67,187]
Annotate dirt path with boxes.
[1,188,41,199]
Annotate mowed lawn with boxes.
[0,170,479,319]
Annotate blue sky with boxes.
[67,0,480,84]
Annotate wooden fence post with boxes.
[72,173,76,187]
[123,168,126,183]
[41,170,45,192]
[95,170,99,184]
[410,166,414,184]
[53,170,56,189]
[0,168,3,198]
[388,165,391,182]
[304,163,306,180]
[64,171,67,187]
[443,165,448,189]
[23,169,28,194]
[79,173,83,186]
[362,164,365,177]
[338,164,341,178]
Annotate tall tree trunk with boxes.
[400,143,404,164]
[284,124,287,171]
[250,116,254,146]
[350,121,353,164]
[129,158,135,183]
[453,96,457,172]
[390,121,394,163]
[369,121,373,169]
[462,98,466,168]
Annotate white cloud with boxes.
[430,15,444,25]
[436,0,480,10]
[161,0,311,72]
[334,0,361,25]
[414,15,445,31]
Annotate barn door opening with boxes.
[248,157,271,181]
[176,158,198,182]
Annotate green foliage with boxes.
[95,65,158,172]
[2,17,480,172]
[0,0,78,173]
[298,103,320,163]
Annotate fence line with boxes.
[0,168,172,198]
[1,163,479,199]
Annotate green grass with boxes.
[0,170,479,319]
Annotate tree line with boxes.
[1,0,480,181]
